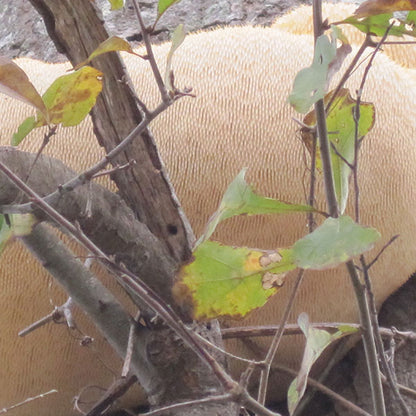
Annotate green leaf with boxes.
[341,13,416,38]
[293,215,380,270]
[173,241,296,320]
[158,0,181,17]
[0,214,36,255]
[407,10,416,26]
[0,215,12,254]
[326,89,375,213]
[108,0,124,10]
[9,214,36,237]
[12,116,38,146]
[165,24,186,92]
[289,35,337,113]
[288,313,357,414]
[41,66,103,127]
[197,169,315,246]
[301,89,375,213]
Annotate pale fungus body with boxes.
[1,4,416,415]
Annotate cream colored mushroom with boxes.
[1,4,416,415]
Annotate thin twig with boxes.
[257,270,305,405]
[221,323,416,341]
[193,331,262,365]
[131,0,170,103]
[122,311,142,378]
[83,376,138,416]
[275,364,372,416]
[366,236,399,271]
[0,390,58,414]
[346,261,386,416]
[139,394,233,416]
[18,299,74,336]
[349,21,399,416]
[91,160,135,179]
[312,1,385,414]
[307,132,317,231]
[361,257,410,416]
[325,37,371,113]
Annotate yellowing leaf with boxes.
[108,0,124,10]
[0,57,47,116]
[288,313,358,415]
[327,90,374,213]
[74,36,139,70]
[355,0,416,17]
[289,35,337,113]
[303,89,375,213]
[41,66,103,127]
[197,169,315,246]
[173,241,296,320]
[293,215,380,270]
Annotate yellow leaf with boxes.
[173,241,295,320]
[41,66,103,127]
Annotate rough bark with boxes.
[29,0,193,263]
[1,0,237,412]
[0,146,234,414]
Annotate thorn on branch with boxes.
[18,297,76,337]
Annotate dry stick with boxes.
[257,269,306,405]
[138,394,233,416]
[325,38,370,114]
[312,1,385,415]
[0,161,280,416]
[221,324,416,342]
[0,390,58,414]
[17,307,63,337]
[307,132,318,231]
[122,311,142,378]
[383,377,416,401]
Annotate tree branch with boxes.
[28,0,194,262]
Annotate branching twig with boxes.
[221,323,416,342]
[131,0,170,103]
[18,298,74,337]
[312,1,386,414]
[0,105,168,217]
[361,257,410,416]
